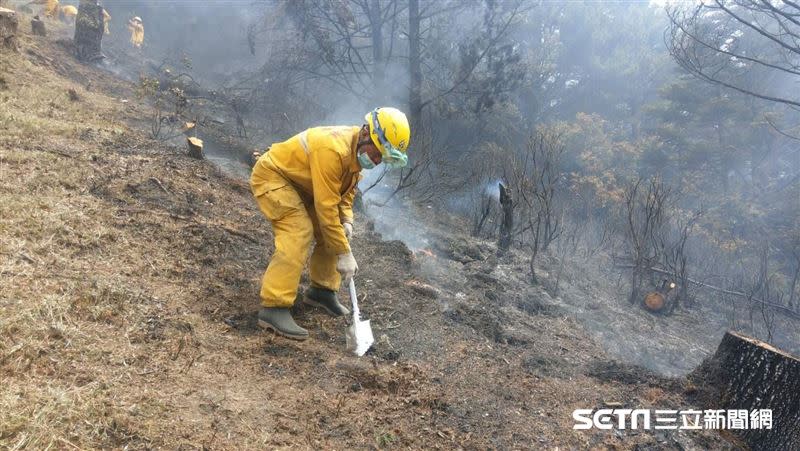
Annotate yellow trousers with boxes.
[251,159,341,308]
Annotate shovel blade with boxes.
[345,320,374,356]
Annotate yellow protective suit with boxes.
[44,0,59,18]
[250,126,362,308]
[128,20,144,47]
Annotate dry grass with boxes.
[1,19,181,449]
[0,47,125,143]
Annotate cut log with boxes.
[73,0,104,62]
[690,331,800,450]
[643,291,665,312]
[187,137,204,160]
[31,16,46,36]
[404,280,440,299]
[0,7,19,52]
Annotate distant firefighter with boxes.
[102,8,110,34]
[127,16,143,48]
[60,4,76,22]
[44,0,58,18]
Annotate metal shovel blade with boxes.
[345,319,374,356]
[345,278,374,356]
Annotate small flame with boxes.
[414,248,436,259]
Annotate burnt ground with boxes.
[0,12,738,450]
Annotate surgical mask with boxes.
[381,145,408,169]
[358,151,376,170]
[369,110,409,169]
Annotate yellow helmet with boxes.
[364,107,410,168]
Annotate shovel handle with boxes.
[348,278,361,322]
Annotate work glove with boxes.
[250,150,262,167]
[343,222,353,240]
[337,252,358,282]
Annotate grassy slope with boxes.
[0,15,734,450]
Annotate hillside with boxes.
[0,13,737,450]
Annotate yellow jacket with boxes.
[45,0,59,17]
[128,21,144,47]
[252,126,362,255]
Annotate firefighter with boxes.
[250,108,410,340]
[60,4,76,22]
[127,16,143,48]
[44,0,58,18]
[102,8,110,34]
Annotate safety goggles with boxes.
[370,110,408,169]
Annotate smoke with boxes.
[360,168,433,252]
[95,0,267,87]
[484,179,502,201]
[444,178,502,219]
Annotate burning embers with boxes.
[413,248,437,259]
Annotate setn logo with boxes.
[573,409,651,430]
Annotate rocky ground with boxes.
[0,11,740,450]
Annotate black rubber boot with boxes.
[257,308,309,340]
[303,287,350,317]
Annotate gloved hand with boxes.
[343,222,353,240]
[337,252,358,282]
[250,150,262,167]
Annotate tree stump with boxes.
[0,7,19,52]
[187,137,204,160]
[690,331,800,450]
[73,0,104,62]
[31,16,46,36]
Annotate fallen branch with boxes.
[219,225,259,244]
[614,263,800,320]
[149,177,169,194]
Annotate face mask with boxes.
[358,151,376,170]
[369,110,409,169]
[382,145,408,169]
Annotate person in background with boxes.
[127,16,143,48]
[44,0,58,18]
[59,4,76,22]
[102,8,110,34]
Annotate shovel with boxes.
[345,278,374,356]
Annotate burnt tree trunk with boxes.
[498,182,514,254]
[408,0,422,132]
[74,0,104,62]
[691,331,800,450]
[367,0,384,101]
[0,7,18,52]
[31,16,46,36]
